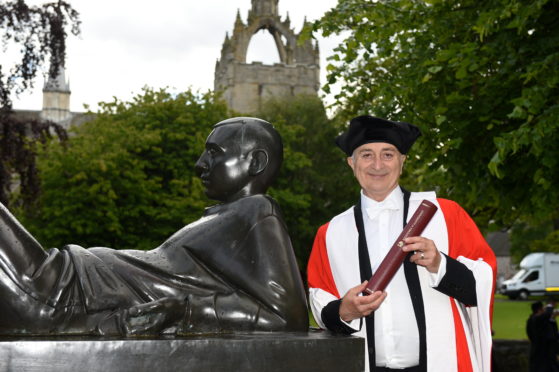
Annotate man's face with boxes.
[195,124,252,202]
[347,142,406,201]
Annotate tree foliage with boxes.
[18,92,358,268]
[0,0,79,207]
[18,88,228,251]
[509,221,556,262]
[257,95,358,266]
[0,0,80,109]
[311,0,559,235]
[0,115,66,207]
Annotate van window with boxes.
[511,269,526,281]
[523,270,539,283]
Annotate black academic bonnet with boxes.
[335,115,422,156]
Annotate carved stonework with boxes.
[13,66,91,130]
[41,67,72,126]
[214,0,320,114]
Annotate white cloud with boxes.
[10,0,343,112]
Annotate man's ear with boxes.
[248,149,269,176]
[347,156,355,171]
[400,154,406,174]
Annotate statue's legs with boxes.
[0,264,58,333]
[0,203,48,280]
[0,203,75,333]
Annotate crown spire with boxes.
[43,66,70,93]
[250,0,279,17]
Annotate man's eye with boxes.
[383,153,394,160]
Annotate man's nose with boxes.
[370,157,383,169]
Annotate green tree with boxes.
[510,222,556,262]
[19,88,228,251]
[256,94,358,266]
[1,0,80,109]
[310,0,559,236]
[531,230,559,254]
[0,116,67,207]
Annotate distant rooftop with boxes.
[486,230,510,257]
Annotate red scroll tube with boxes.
[364,199,438,295]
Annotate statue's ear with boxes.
[248,149,269,176]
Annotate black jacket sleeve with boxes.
[435,253,477,306]
[321,299,362,334]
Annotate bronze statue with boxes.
[0,117,308,336]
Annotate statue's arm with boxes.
[107,291,288,336]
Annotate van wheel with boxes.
[518,290,529,300]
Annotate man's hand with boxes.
[402,236,441,273]
[121,296,187,336]
[339,281,387,322]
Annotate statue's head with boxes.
[195,117,283,203]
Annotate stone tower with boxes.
[41,66,71,126]
[214,0,320,114]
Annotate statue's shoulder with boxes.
[204,195,284,229]
[233,194,279,217]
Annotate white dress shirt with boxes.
[339,187,448,368]
[361,187,420,368]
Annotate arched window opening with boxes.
[246,29,281,64]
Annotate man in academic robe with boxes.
[527,301,545,372]
[527,301,559,372]
[307,115,496,372]
[0,117,308,336]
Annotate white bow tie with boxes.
[365,199,399,220]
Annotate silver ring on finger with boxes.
[420,252,425,259]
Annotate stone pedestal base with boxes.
[0,330,364,372]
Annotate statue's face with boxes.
[195,124,252,202]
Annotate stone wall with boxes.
[41,90,71,125]
[493,339,530,371]
[218,61,319,113]
[214,0,320,114]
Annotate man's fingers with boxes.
[357,289,383,302]
[409,251,425,264]
[367,291,387,308]
[340,282,388,321]
[349,281,368,295]
[356,290,386,306]
[403,242,424,255]
[356,291,386,316]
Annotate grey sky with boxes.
[9,0,343,112]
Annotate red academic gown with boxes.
[307,192,497,372]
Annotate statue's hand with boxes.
[121,296,187,336]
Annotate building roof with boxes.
[485,230,511,257]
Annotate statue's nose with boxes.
[194,156,208,175]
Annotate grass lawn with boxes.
[492,295,532,340]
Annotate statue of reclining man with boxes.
[0,117,308,336]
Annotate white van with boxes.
[500,252,559,300]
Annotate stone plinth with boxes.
[493,339,529,371]
[0,330,364,372]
